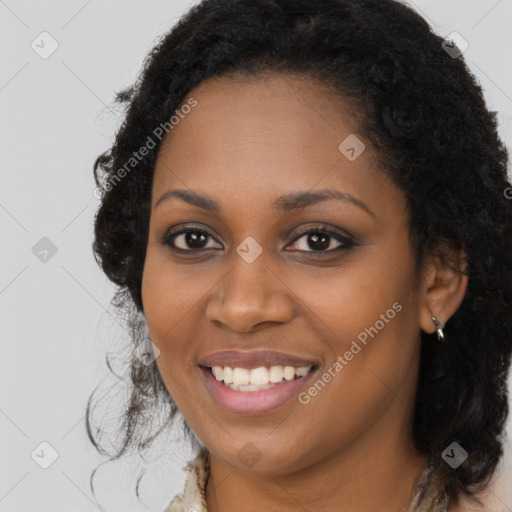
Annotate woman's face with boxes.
[142,73,424,474]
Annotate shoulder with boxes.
[162,448,211,512]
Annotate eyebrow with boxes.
[155,188,375,217]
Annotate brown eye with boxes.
[287,228,354,253]
[163,228,222,251]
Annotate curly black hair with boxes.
[87,0,512,509]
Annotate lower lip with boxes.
[200,366,317,415]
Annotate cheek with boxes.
[284,251,412,338]
[142,245,205,335]
[141,246,223,390]
[141,254,203,412]
[292,294,419,467]
[288,251,420,406]
[141,250,188,364]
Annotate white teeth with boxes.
[212,366,224,381]
[250,367,270,385]
[283,366,295,381]
[295,366,310,378]
[269,366,284,383]
[233,367,250,386]
[209,364,313,390]
[223,366,234,384]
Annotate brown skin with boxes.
[141,73,468,512]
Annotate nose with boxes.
[204,251,295,333]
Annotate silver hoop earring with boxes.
[431,316,444,342]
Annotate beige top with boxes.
[163,448,455,512]
[164,448,210,512]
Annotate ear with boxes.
[418,242,468,335]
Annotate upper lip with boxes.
[198,350,320,369]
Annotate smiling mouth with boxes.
[200,364,318,392]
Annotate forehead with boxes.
[156,72,363,160]
[151,72,399,214]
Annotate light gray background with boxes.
[1,1,511,511]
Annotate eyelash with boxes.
[160,224,356,255]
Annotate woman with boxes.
[87,0,512,510]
